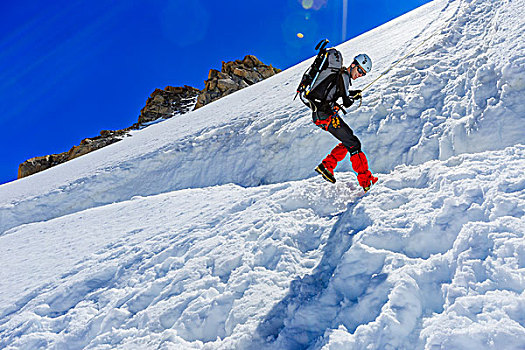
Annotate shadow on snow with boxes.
[252,199,382,349]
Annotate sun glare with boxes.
[301,0,314,9]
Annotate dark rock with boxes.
[18,129,129,178]
[194,55,281,109]
[138,85,201,125]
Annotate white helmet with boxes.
[354,53,372,73]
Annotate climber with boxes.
[297,44,378,191]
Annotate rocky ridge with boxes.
[195,55,281,109]
[18,55,280,179]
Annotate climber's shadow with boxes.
[253,200,377,348]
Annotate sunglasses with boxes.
[356,65,366,76]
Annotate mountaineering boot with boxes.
[315,163,336,183]
[363,175,378,192]
[350,151,378,191]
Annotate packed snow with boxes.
[1,0,524,349]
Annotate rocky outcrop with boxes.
[18,129,130,179]
[139,85,200,125]
[194,55,281,109]
[18,55,280,179]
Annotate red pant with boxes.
[322,143,348,172]
[313,107,376,188]
[322,144,376,188]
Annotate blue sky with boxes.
[0,0,430,184]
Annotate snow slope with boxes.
[1,0,524,348]
[2,0,524,235]
[1,147,524,349]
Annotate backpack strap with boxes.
[337,68,353,108]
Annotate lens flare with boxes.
[342,0,348,41]
[298,0,327,11]
[301,0,313,9]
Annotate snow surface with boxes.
[1,0,524,348]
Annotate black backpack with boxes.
[295,39,344,105]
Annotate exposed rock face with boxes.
[18,129,129,179]
[139,85,200,125]
[194,55,281,109]
[18,55,280,179]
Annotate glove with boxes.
[348,90,362,100]
[343,98,354,108]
